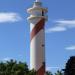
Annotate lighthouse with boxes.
[27,0,48,75]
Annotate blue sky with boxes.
[0,0,75,73]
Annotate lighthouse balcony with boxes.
[27,15,48,22]
[27,7,48,15]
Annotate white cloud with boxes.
[46,26,66,33]
[56,20,75,28]
[65,45,75,50]
[3,57,11,61]
[0,12,22,23]
[46,19,75,33]
[46,66,60,71]
[56,20,75,25]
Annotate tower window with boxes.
[42,44,45,47]
[42,11,44,16]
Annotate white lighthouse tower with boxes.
[27,0,48,75]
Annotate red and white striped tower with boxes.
[27,0,47,75]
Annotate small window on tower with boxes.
[42,11,44,16]
[42,44,45,47]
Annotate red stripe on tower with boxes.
[36,62,45,75]
[31,18,45,75]
[30,18,45,41]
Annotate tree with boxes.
[28,69,36,75]
[5,59,17,75]
[14,61,29,75]
[55,70,63,75]
[0,62,7,75]
[46,71,53,75]
[64,56,75,75]
[0,59,66,75]
[0,59,29,75]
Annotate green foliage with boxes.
[64,56,75,75]
[28,69,36,75]
[0,59,64,75]
[55,70,63,75]
[46,71,53,75]
[0,59,29,75]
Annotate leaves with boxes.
[0,59,29,75]
[0,59,64,75]
[55,70,63,75]
[64,56,75,75]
